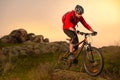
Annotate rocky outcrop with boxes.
[1,41,68,55]
[0,41,68,73]
[0,29,49,43]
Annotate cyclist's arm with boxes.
[89,28,95,32]
[79,16,94,32]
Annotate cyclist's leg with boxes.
[72,35,79,64]
[70,43,74,53]
[72,34,79,51]
[63,29,76,53]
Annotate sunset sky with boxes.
[0,0,120,47]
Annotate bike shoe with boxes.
[68,53,75,61]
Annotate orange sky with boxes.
[0,0,120,47]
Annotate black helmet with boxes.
[75,5,84,14]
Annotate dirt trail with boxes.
[52,69,106,80]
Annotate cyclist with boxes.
[62,5,97,60]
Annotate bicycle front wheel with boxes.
[83,47,104,76]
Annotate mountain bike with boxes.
[57,31,104,76]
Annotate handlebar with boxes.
[77,31,97,36]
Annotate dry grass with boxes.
[28,63,54,80]
[0,45,120,80]
[100,46,120,80]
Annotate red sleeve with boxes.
[79,16,92,30]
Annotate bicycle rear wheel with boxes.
[57,51,72,70]
[83,47,104,76]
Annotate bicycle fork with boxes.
[86,43,95,63]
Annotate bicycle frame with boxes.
[74,34,91,59]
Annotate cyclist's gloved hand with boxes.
[92,31,97,36]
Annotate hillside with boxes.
[100,46,120,79]
[0,28,119,80]
[0,41,120,80]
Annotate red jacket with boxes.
[62,10,92,30]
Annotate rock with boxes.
[44,38,49,43]
[0,28,49,43]
[18,29,28,42]
[0,35,11,43]
[32,35,44,43]
[0,48,8,74]
[27,33,35,41]
[9,29,27,43]
[0,29,27,43]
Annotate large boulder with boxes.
[27,33,35,41]
[32,35,44,43]
[0,29,27,43]
[44,38,49,43]
[9,29,27,43]
[0,28,49,43]
[0,35,11,43]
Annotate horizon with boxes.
[0,0,120,47]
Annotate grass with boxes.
[0,52,57,80]
[0,43,120,80]
[100,46,120,79]
[28,63,54,80]
[0,42,23,48]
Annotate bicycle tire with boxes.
[57,51,72,70]
[83,47,104,76]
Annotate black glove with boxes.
[92,31,97,36]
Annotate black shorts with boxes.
[63,29,78,44]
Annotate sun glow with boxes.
[0,0,120,47]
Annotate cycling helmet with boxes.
[75,5,84,14]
